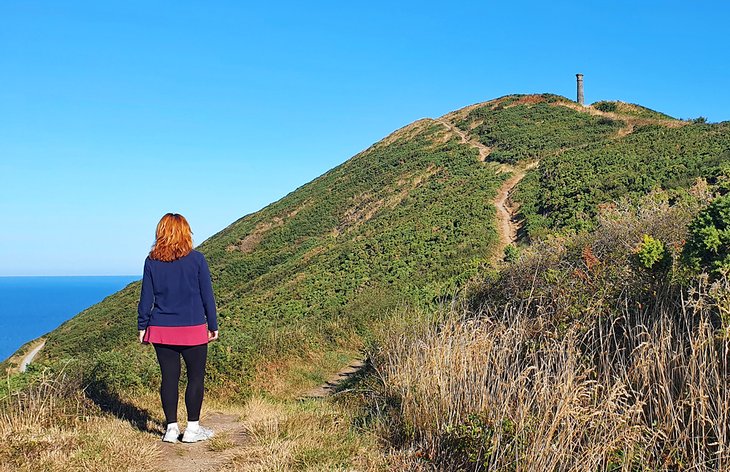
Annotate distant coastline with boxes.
[0,275,139,361]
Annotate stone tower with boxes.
[576,73,584,106]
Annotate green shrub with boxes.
[684,194,730,274]
[594,101,618,113]
[504,244,519,262]
[513,121,730,237]
[86,351,144,396]
[444,414,520,468]
[636,234,667,269]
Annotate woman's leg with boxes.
[153,343,181,424]
[180,343,208,421]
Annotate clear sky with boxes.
[1,1,728,276]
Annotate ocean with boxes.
[0,276,139,361]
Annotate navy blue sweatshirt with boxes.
[137,250,218,331]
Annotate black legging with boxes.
[153,343,208,423]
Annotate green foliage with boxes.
[514,122,730,237]
[684,194,730,274]
[636,234,666,269]
[457,99,623,164]
[503,244,519,262]
[594,101,617,113]
[467,199,696,323]
[444,414,520,469]
[86,350,144,395]
[40,120,503,395]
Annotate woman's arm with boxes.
[137,258,154,332]
[199,254,218,333]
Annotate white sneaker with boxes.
[162,425,180,443]
[182,425,214,443]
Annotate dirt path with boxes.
[493,161,538,250]
[297,105,648,404]
[436,117,537,254]
[19,339,45,373]
[436,118,492,163]
[155,411,249,472]
[557,101,685,132]
[301,359,366,399]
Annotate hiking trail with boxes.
[493,161,538,250]
[437,117,536,256]
[19,339,45,373]
[155,412,249,472]
[301,358,366,399]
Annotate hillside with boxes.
[30,112,507,396]
[4,93,730,471]
[12,93,726,399]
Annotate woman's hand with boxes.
[208,330,219,341]
[139,329,147,344]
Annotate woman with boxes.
[137,213,219,444]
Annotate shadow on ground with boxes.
[85,386,163,434]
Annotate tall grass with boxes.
[0,366,159,471]
[370,199,730,470]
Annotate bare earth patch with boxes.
[226,206,306,253]
[332,165,438,237]
[155,411,248,472]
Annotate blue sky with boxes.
[1,1,728,276]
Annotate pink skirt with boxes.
[143,323,209,346]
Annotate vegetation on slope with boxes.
[5,94,730,470]
[592,100,675,120]
[455,94,625,164]
[33,118,506,397]
[12,94,727,399]
[515,121,730,237]
[368,193,730,470]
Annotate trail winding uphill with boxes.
[436,118,492,163]
[19,339,45,373]
[493,161,538,250]
[436,117,536,257]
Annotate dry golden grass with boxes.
[208,431,236,452]
[372,287,730,471]
[215,396,390,471]
[0,368,160,472]
[248,346,362,399]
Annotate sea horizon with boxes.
[0,275,140,362]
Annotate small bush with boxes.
[684,194,730,274]
[86,351,144,397]
[635,234,666,269]
[594,101,618,113]
[503,244,519,262]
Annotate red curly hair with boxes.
[149,213,193,262]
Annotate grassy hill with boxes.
[16,93,730,400]
[515,119,730,237]
[31,117,507,397]
[3,93,730,471]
